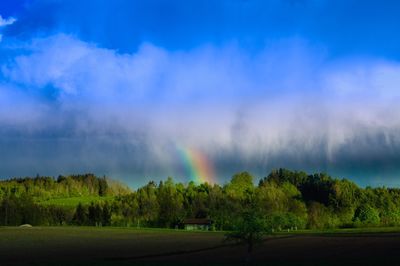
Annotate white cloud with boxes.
[0,15,16,42]
[0,15,16,27]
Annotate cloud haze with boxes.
[1,33,400,187]
[1,1,400,187]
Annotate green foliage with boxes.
[307,202,340,229]
[72,203,87,225]
[208,184,231,230]
[265,212,307,231]
[98,177,108,197]
[2,169,400,230]
[353,204,380,226]
[225,193,266,254]
[0,174,131,201]
[102,202,112,226]
[225,171,254,199]
[260,168,307,187]
[0,194,71,226]
[257,181,288,213]
[157,177,184,227]
[380,210,400,226]
[137,181,159,226]
[38,196,113,208]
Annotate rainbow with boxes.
[177,147,215,184]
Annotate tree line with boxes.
[0,173,130,199]
[1,169,400,230]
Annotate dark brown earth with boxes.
[1,227,400,266]
[134,233,400,266]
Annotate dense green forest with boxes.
[1,170,400,230]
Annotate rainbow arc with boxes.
[177,147,215,184]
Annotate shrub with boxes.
[307,201,340,229]
[353,205,380,226]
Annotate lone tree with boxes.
[225,190,266,262]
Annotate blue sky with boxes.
[1,0,400,187]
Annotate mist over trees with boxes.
[1,170,400,230]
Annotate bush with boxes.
[380,211,400,226]
[353,205,380,226]
[307,202,340,229]
[265,212,306,231]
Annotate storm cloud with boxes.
[1,32,400,187]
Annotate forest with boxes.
[1,170,400,230]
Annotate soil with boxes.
[2,230,400,265]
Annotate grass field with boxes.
[2,226,400,265]
[276,226,400,235]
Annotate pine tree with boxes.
[73,203,87,225]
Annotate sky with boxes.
[1,0,400,187]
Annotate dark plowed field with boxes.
[1,227,400,265]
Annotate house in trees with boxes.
[183,218,211,231]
